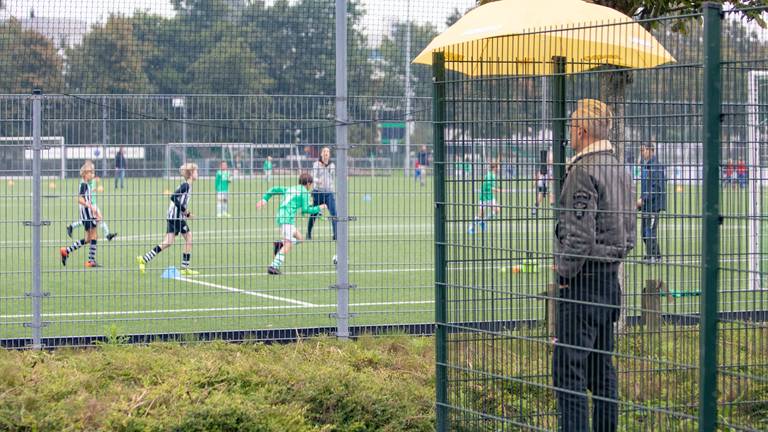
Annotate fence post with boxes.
[29,89,45,349]
[334,0,351,340]
[551,57,567,201]
[549,57,567,334]
[700,3,722,431]
[432,51,448,432]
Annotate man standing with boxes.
[638,143,667,262]
[416,145,430,187]
[553,99,635,432]
[114,147,126,189]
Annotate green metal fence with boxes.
[433,6,767,431]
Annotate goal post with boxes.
[747,71,766,291]
[6,136,65,178]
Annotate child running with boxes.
[60,162,101,267]
[468,162,502,234]
[263,156,273,182]
[66,160,118,241]
[136,163,199,276]
[256,173,326,275]
[215,160,233,218]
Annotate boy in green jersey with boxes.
[215,160,233,218]
[263,156,273,182]
[468,162,502,234]
[256,173,327,275]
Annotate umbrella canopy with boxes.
[413,0,675,76]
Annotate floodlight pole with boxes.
[102,97,108,178]
[334,0,351,340]
[404,4,412,177]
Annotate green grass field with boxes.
[1,174,766,341]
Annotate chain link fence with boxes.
[432,5,767,431]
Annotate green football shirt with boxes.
[479,171,496,202]
[262,185,321,226]
[215,170,231,192]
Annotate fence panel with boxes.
[434,10,767,431]
[718,7,768,431]
[0,96,33,347]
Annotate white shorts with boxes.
[479,199,498,211]
[280,224,297,241]
[217,192,228,201]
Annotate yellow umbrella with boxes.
[413,0,675,76]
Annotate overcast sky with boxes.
[2,0,475,43]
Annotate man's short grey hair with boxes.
[572,99,613,141]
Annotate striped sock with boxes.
[143,245,162,263]
[66,239,85,254]
[100,222,110,238]
[181,253,191,269]
[88,240,97,263]
[271,252,285,269]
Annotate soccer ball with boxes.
[332,255,338,265]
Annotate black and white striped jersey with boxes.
[78,181,94,221]
[167,182,191,220]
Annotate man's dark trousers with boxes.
[554,264,620,432]
[641,212,661,260]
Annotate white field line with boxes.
[0,300,434,320]
[0,223,436,246]
[198,267,436,278]
[176,277,316,307]
[0,222,752,246]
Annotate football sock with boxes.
[271,252,285,269]
[88,240,97,263]
[66,239,85,254]
[143,245,162,263]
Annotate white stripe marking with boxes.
[176,277,317,307]
[0,300,434,319]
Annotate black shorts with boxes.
[537,185,548,195]
[82,219,97,230]
[167,219,190,236]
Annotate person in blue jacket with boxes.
[638,143,667,262]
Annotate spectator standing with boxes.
[114,147,126,189]
[307,147,337,241]
[638,143,667,262]
[737,160,748,188]
[553,99,635,432]
[416,145,430,187]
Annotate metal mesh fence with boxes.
[0,0,476,347]
[432,5,767,432]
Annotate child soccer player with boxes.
[256,172,327,275]
[60,162,101,267]
[136,163,199,276]
[263,156,273,182]
[532,170,551,216]
[215,160,233,218]
[66,161,118,241]
[468,162,502,234]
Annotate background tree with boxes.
[377,21,439,98]
[0,19,63,93]
[66,15,152,93]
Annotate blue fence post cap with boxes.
[161,266,180,279]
